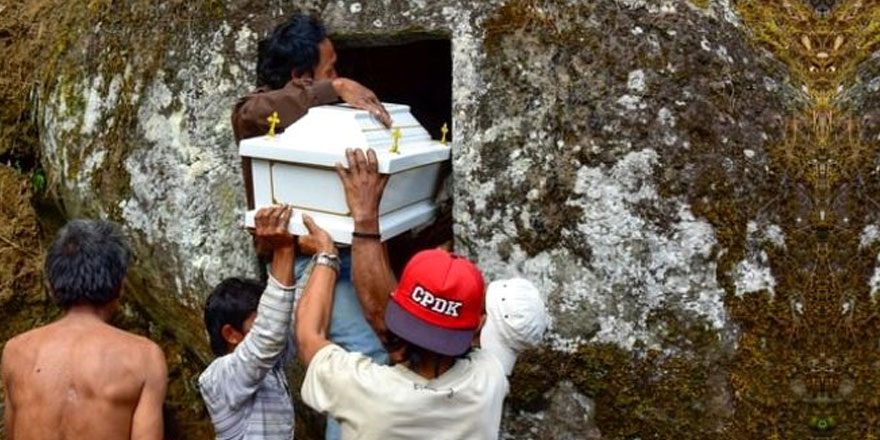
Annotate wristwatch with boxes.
[315,252,340,273]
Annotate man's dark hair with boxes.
[204,277,265,356]
[257,14,328,89]
[45,219,131,308]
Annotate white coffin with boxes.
[239,103,450,244]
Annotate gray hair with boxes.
[45,219,131,308]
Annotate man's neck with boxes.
[408,351,456,380]
[62,303,115,323]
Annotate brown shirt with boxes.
[232,79,452,260]
[233,79,339,208]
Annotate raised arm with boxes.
[199,207,297,406]
[130,343,168,440]
[235,79,391,210]
[234,80,339,209]
[295,215,339,365]
[232,78,390,143]
[232,80,337,143]
[231,206,296,374]
[336,148,396,343]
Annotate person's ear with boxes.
[221,324,244,346]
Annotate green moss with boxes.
[1,0,231,204]
[0,165,212,438]
[483,0,880,437]
[723,1,880,437]
[0,3,240,437]
[508,314,730,438]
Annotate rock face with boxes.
[3,0,880,438]
[0,167,48,440]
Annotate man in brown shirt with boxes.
[2,220,167,440]
[228,14,393,440]
[232,14,391,209]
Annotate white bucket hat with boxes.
[480,278,549,375]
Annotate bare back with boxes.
[2,316,167,440]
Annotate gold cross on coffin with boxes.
[266,112,281,139]
[440,123,449,146]
[389,127,402,154]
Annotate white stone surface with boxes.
[41,25,259,309]
[458,148,729,352]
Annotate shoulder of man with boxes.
[3,331,27,353]
[457,349,510,402]
[301,344,386,412]
[310,344,378,371]
[134,335,167,376]
[139,338,166,364]
[1,333,26,371]
[109,329,166,373]
[464,348,508,378]
[304,344,400,393]
[106,325,157,348]
[197,350,264,403]
[2,327,45,366]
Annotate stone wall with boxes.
[2,0,879,438]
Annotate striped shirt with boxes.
[199,276,297,439]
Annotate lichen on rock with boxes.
[6,0,880,438]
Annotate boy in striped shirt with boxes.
[199,206,335,439]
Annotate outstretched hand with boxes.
[335,148,389,227]
[332,78,392,128]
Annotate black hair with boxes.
[204,277,265,356]
[45,219,131,308]
[257,14,328,89]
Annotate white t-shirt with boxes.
[301,344,509,440]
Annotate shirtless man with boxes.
[1,219,167,440]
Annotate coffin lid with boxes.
[239,103,450,174]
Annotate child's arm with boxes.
[199,206,297,408]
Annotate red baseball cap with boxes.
[385,249,485,356]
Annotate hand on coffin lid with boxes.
[332,78,393,128]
